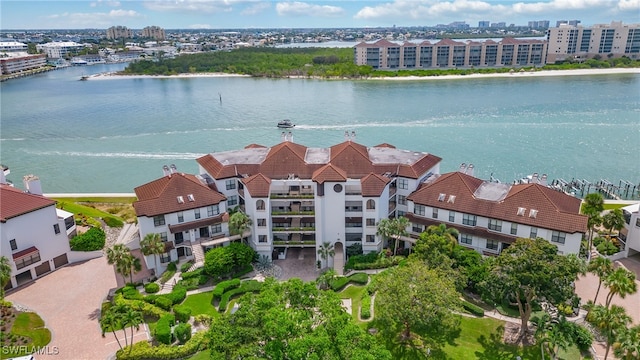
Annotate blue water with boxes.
[1,64,639,193]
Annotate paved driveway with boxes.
[273,248,319,282]
[6,256,148,360]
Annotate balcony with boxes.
[271,210,315,216]
[273,240,316,247]
[272,227,316,233]
[270,193,315,199]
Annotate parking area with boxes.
[272,247,319,282]
[6,256,148,359]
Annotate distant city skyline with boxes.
[1,0,638,30]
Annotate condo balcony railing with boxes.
[271,210,316,216]
[272,227,316,232]
[273,240,316,246]
[270,193,315,199]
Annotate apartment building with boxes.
[353,38,547,69]
[0,53,47,75]
[142,26,166,41]
[621,203,640,258]
[405,168,588,256]
[106,26,133,40]
[194,133,441,269]
[546,21,640,63]
[36,41,84,59]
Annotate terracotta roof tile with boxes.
[329,141,372,177]
[361,174,391,197]
[133,173,226,217]
[436,38,465,46]
[12,246,39,260]
[1,184,56,222]
[374,143,396,149]
[245,144,267,149]
[241,173,272,197]
[312,164,347,184]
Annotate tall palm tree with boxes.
[582,193,604,260]
[588,304,631,360]
[604,267,637,308]
[100,309,123,350]
[106,244,131,284]
[532,312,552,360]
[588,256,614,304]
[376,216,409,256]
[317,241,335,269]
[140,233,164,275]
[614,325,640,360]
[121,254,142,285]
[602,208,625,239]
[121,307,143,353]
[0,256,11,299]
[229,211,252,244]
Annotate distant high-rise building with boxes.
[528,20,550,28]
[556,20,581,27]
[491,22,506,28]
[478,21,490,28]
[546,21,640,63]
[106,26,133,40]
[142,26,166,41]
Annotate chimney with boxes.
[344,131,350,141]
[532,172,539,184]
[281,132,286,142]
[23,174,43,195]
[170,164,177,174]
[459,163,467,173]
[162,165,171,176]
[540,174,548,186]
[466,164,474,177]
[287,131,293,142]
[351,131,356,141]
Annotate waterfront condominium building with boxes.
[106,26,133,40]
[141,26,166,41]
[353,38,548,69]
[405,167,588,256]
[35,41,84,59]
[0,53,46,75]
[546,21,640,63]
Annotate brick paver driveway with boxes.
[6,256,148,360]
[273,248,320,282]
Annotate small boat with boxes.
[80,75,89,81]
[277,119,295,128]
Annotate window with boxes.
[258,235,267,243]
[636,218,640,227]
[174,232,184,244]
[177,212,184,223]
[15,252,40,270]
[194,209,201,219]
[226,179,236,190]
[462,214,477,226]
[9,239,17,251]
[432,208,438,219]
[256,200,265,211]
[438,193,446,201]
[398,210,406,217]
[153,215,165,226]
[460,233,472,245]
[510,223,518,235]
[366,218,376,227]
[412,224,423,233]
[227,195,238,207]
[211,224,222,234]
[414,204,425,216]
[160,232,168,242]
[530,227,538,239]
[398,178,409,189]
[551,231,566,244]
[53,224,60,234]
[488,219,502,232]
[257,219,266,227]
[366,199,375,210]
[398,195,407,205]
[447,195,456,204]
[449,211,455,222]
[160,253,171,263]
[207,205,219,217]
[486,239,499,251]
[529,209,538,218]
[366,235,376,243]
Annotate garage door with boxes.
[53,253,69,268]
[35,261,51,276]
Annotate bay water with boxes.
[1,63,638,193]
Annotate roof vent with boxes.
[438,193,446,201]
[187,194,195,202]
[517,207,526,216]
[447,195,456,203]
[162,165,171,176]
[529,209,538,218]
[177,196,184,203]
[170,164,177,173]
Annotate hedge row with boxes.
[181,268,203,280]
[218,280,262,312]
[329,273,369,291]
[361,292,372,319]
[113,294,167,319]
[116,330,207,360]
[154,314,175,345]
[69,227,106,251]
[461,300,485,317]
[144,283,160,294]
[173,305,192,323]
[174,323,192,344]
[212,279,240,300]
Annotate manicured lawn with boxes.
[1,312,52,359]
[52,196,136,203]
[187,350,211,360]
[182,291,219,318]
[338,285,365,323]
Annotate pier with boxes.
[553,178,639,200]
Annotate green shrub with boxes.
[180,261,195,273]
[461,300,485,317]
[571,323,593,351]
[174,323,192,344]
[103,216,124,228]
[233,264,254,278]
[159,269,176,284]
[597,240,619,255]
[121,286,144,300]
[198,275,210,286]
[155,296,172,311]
[329,277,350,291]
[212,279,241,300]
[194,314,212,326]
[69,227,106,251]
[181,268,203,280]
[116,330,207,360]
[163,285,187,305]
[348,272,368,285]
[167,262,177,272]
[218,280,262,312]
[113,294,167,318]
[173,305,192,323]
[177,277,200,291]
[361,293,371,319]
[154,314,175,345]
[144,283,160,294]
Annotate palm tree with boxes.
[316,268,337,290]
[0,256,11,299]
[121,307,143,353]
[121,253,142,285]
[376,216,409,256]
[100,309,123,350]
[426,223,459,250]
[604,267,637,308]
[582,193,604,260]
[602,208,625,239]
[106,244,131,284]
[614,325,640,360]
[140,233,164,276]
[229,211,252,244]
[588,304,631,360]
[532,312,552,360]
[588,256,614,304]
[317,241,335,269]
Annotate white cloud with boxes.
[276,1,345,17]
[189,23,213,29]
[143,0,236,14]
[241,2,271,15]
[44,9,143,27]
[617,0,640,10]
[90,0,121,8]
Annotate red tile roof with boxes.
[241,173,272,197]
[407,172,587,234]
[133,173,226,217]
[312,164,348,184]
[361,174,391,197]
[435,38,465,46]
[1,184,56,223]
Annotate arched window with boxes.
[256,200,265,211]
[366,199,375,210]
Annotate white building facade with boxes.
[621,203,640,258]
[36,42,84,59]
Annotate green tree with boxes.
[106,244,132,284]
[480,238,584,340]
[587,256,614,304]
[229,211,252,244]
[582,193,604,260]
[203,246,234,278]
[227,242,256,270]
[375,260,460,343]
[603,267,637,308]
[0,256,11,299]
[602,208,625,238]
[317,241,335,269]
[100,308,123,350]
[120,306,143,353]
[425,223,459,247]
[316,268,336,290]
[376,216,409,256]
[613,325,640,360]
[588,304,632,360]
[139,233,164,276]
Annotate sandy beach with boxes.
[89,67,640,81]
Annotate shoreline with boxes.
[89,67,640,81]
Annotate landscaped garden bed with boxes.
[0,301,51,358]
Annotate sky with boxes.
[0,0,638,30]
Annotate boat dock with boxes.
[553,178,639,200]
